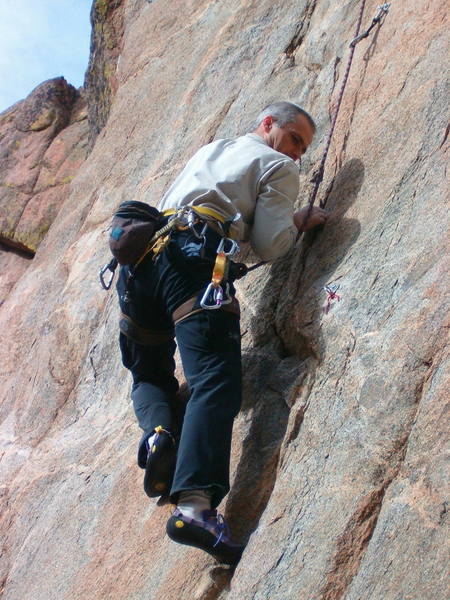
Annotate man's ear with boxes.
[262,115,273,131]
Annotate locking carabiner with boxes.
[200,282,232,310]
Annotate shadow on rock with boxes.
[276,157,365,356]
[225,338,293,544]
[224,159,365,546]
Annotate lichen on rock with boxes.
[0,78,88,256]
[84,0,125,147]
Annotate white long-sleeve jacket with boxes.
[158,133,299,262]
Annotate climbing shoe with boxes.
[166,508,244,566]
[143,426,176,498]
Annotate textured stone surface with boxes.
[0,78,88,254]
[0,1,448,599]
[0,246,31,306]
[84,0,126,146]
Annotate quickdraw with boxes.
[350,4,390,48]
[323,284,341,314]
[200,237,240,310]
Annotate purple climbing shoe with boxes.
[166,508,244,566]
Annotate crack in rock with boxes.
[319,359,432,600]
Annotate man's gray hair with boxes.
[253,101,316,132]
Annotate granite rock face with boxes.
[0,1,448,599]
[0,77,89,257]
[85,0,126,147]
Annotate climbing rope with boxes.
[246,2,390,275]
[308,1,390,213]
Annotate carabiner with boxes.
[220,282,233,305]
[200,282,233,309]
[217,237,240,257]
[187,209,208,240]
[99,258,118,290]
[200,283,221,309]
[324,283,340,295]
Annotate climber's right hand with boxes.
[293,206,328,232]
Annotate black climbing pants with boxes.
[117,227,242,508]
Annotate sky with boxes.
[0,0,92,113]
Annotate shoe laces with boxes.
[205,511,229,547]
[173,508,233,547]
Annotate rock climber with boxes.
[116,101,327,565]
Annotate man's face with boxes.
[263,113,315,162]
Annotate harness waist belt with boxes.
[172,292,240,325]
[119,312,174,345]
[163,205,228,224]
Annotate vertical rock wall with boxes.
[0,1,448,599]
[0,78,89,301]
[85,0,126,146]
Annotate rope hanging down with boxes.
[247,2,390,274]
[308,1,390,212]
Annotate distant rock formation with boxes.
[0,77,88,256]
[0,1,448,599]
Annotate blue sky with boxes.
[0,0,92,113]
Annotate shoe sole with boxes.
[166,515,243,566]
[143,439,176,498]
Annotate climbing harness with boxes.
[100,201,244,321]
[100,203,239,289]
[156,208,241,312]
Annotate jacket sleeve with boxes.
[249,160,299,261]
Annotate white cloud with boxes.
[0,0,92,112]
